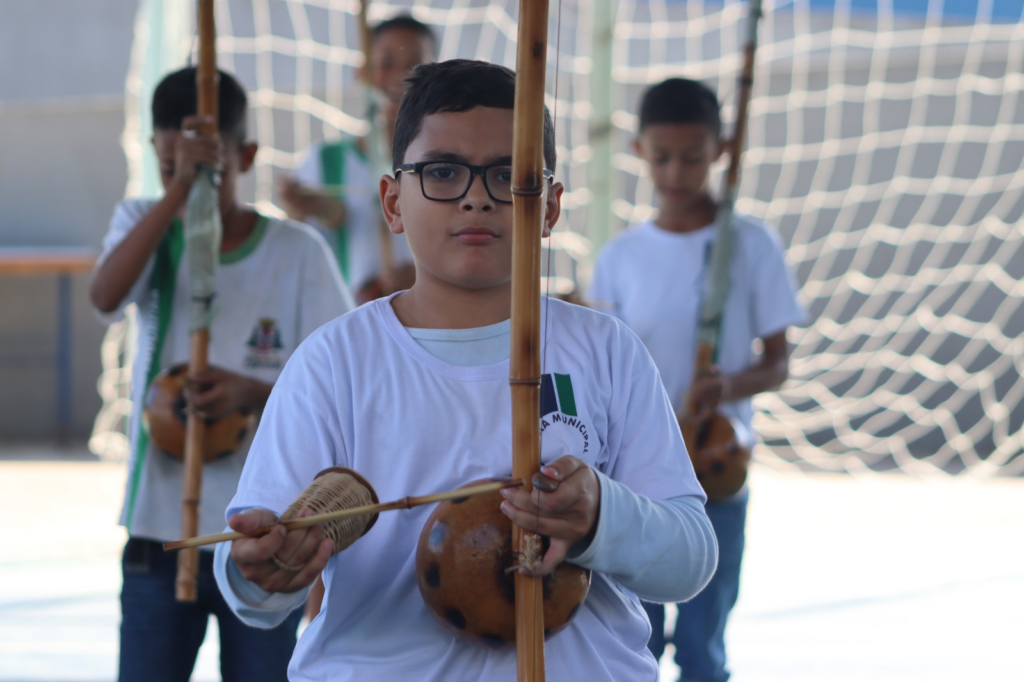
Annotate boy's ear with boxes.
[380,174,404,235]
[542,181,564,239]
[239,142,258,172]
[715,138,729,162]
[631,136,643,158]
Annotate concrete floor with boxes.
[1,443,1021,681]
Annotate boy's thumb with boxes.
[229,508,278,533]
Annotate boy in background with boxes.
[90,66,352,682]
[588,78,804,682]
[280,15,436,303]
[214,60,718,681]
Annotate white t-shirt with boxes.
[218,296,708,681]
[295,140,414,291]
[97,198,354,543]
[588,216,805,432]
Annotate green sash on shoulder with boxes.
[125,219,184,527]
[320,140,362,285]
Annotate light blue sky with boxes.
[817,0,1023,20]
[673,0,1024,22]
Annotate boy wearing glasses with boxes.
[214,60,717,681]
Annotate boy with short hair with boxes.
[280,14,437,303]
[588,78,805,682]
[214,59,718,681]
[90,66,352,682]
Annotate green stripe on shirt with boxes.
[554,373,578,417]
[125,219,184,527]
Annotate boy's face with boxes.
[153,128,257,211]
[633,122,724,213]
[380,106,562,293]
[370,28,434,116]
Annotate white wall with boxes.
[0,0,137,439]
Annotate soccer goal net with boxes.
[97,0,1024,478]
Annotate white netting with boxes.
[201,0,594,237]
[90,307,138,463]
[103,0,1024,477]
[611,0,1024,478]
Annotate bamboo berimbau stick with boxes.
[163,479,524,551]
[684,0,763,412]
[176,0,219,603]
[723,0,762,204]
[357,0,373,84]
[510,1,551,680]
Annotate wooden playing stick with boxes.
[164,478,524,551]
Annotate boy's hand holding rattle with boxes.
[228,508,334,594]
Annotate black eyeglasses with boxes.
[394,161,554,204]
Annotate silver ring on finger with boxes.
[269,553,306,572]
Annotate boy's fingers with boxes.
[531,471,559,492]
[501,486,551,514]
[499,456,586,506]
[229,509,278,533]
[698,365,720,380]
[540,455,587,482]
[513,539,568,578]
[181,114,213,127]
[274,526,323,569]
[502,482,572,515]
[268,538,333,594]
[188,386,224,409]
[507,460,596,513]
[536,538,570,576]
[186,370,209,384]
[270,509,322,564]
[232,525,287,565]
[180,115,215,136]
[186,134,218,147]
[185,395,223,420]
[284,538,334,592]
[500,499,536,532]
[186,368,226,388]
[500,500,574,539]
[265,530,331,593]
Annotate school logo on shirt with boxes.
[539,373,590,455]
[244,318,284,369]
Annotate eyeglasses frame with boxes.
[393,160,554,205]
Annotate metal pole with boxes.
[56,273,72,445]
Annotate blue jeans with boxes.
[119,537,303,682]
[643,489,748,682]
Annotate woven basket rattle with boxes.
[279,467,380,555]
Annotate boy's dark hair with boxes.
[392,59,556,172]
[638,78,721,139]
[152,66,249,144]
[374,14,437,49]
